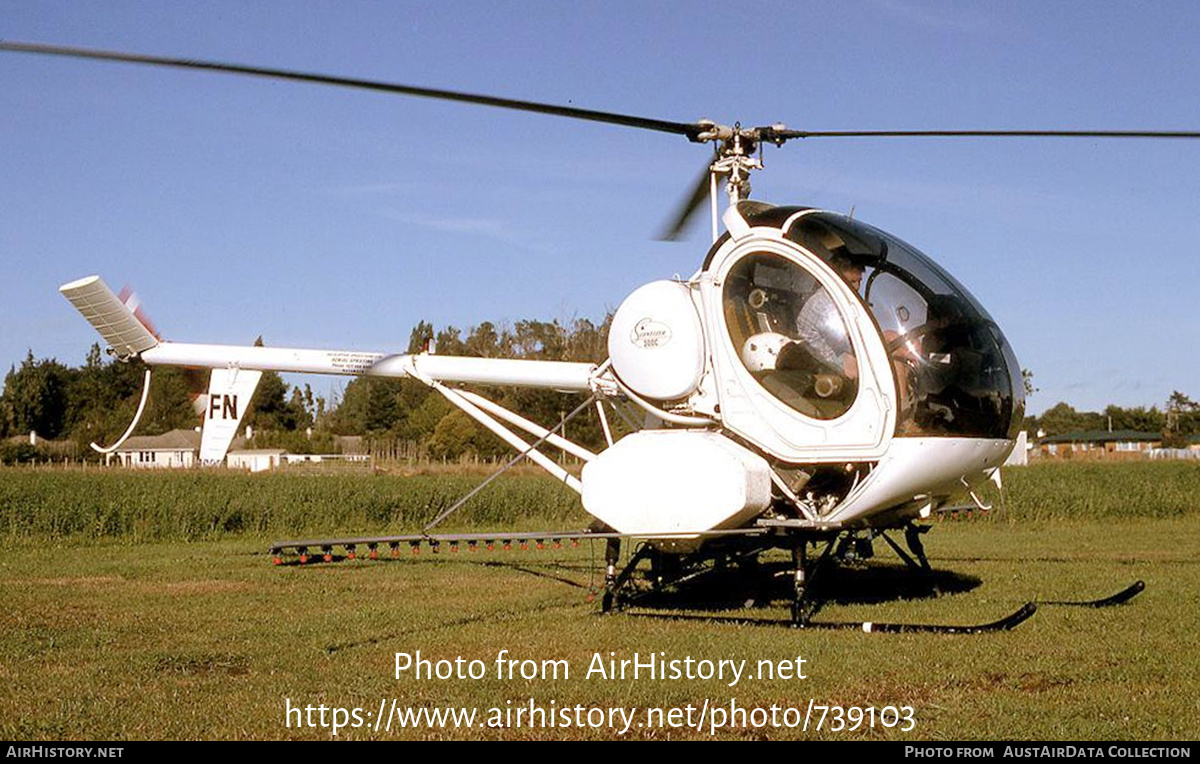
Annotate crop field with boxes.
[1,461,1198,740]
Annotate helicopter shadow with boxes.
[628,560,982,614]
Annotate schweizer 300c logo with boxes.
[630,318,672,349]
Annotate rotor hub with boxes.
[699,123,768,204]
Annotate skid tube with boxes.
[630,602,1038,634]
[1039,580,1146,608]
[272,527,1142,632]
[786,579,1144,632]
[606,528,1043,634]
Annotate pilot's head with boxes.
[830,254,864,292]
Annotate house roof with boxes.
[115,429,250,452]
[117,429,202,451]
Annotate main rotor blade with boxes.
[763,127,1200,141]
[0,40,706,140]
[10,43,1197,146]
[658,160,723,241]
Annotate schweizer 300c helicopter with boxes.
[5,41,1175,632]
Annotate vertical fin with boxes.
[199,367,263,464]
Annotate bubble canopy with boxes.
[722,206,1024,440]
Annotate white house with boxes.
[226,448,287,472]
[110,429,202,468]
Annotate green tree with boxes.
[245,372,310,432]
[564,316,610,363]
[1103,404,1163,433]
[1167,390,1198,413]
[1164,391,1199,446]
[399,392,452,443]
[511,319,565,359]
[65,352,140,451]
[435,326,466,356]
[1037,402,1104,435]
[407,320,435,354]
[329,376,409,434]
[465,321,502,357]
[427,410,484,459]
[1,352,73,439]
[140,366,201,436]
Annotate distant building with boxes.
[111,429,203,468]
[227,449,287,472]
[281,452,369,466]
[112,428,254,468]
[1036,430,1161,458]
[110,429,361,470]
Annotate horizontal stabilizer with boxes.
[60,275,159,359]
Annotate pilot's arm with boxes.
[795,291,857,377]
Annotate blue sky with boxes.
[2,1,1198,416]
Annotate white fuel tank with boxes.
[608,280,705,401]
[582,430,772,536]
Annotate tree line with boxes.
[0,316,613,462]
[4,319,1197,462]
[326,318,613,459]
[1024,391,1200,448]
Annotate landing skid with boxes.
[1040,580,1146,608]
[631,602,1038,634]
[799,580,1144,632]
[809,602,1038,633]
[273,526,1144,632]
[600,527,1146,634]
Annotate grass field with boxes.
[1,462,1198,740]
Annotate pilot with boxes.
[795,254,864,380]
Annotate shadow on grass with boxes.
[285,553,982,615]
[626,561,982,614]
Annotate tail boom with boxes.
[139,342,596,391]
[61,275,596,389]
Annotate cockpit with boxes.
[719,206,1023,440]
[724,252,861,421]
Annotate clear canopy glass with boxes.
[783,211,1024,439]
[723,252,859,420]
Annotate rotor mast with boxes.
[694,121,775,242]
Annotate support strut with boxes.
[602,542,657,613]
[790,536,838,627]
[904,523,933,573]
[601,538,621,613]
[790,542,808,627]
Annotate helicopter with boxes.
[4,41,1173,631]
